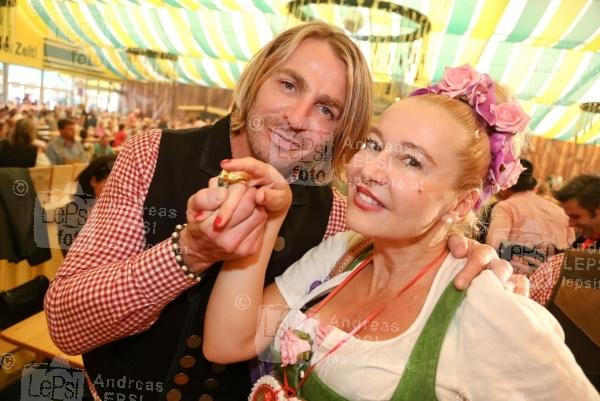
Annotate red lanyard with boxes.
[581,238,598,250]
[283,248,449,397]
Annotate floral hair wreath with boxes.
[410,64,530,209]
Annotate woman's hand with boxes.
[181,183,267,272]
[218,158,292,218]
[203,159,294,363]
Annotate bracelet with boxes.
[171,223,203,282]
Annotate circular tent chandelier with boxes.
[580,102,600,114]
[286,0,431,110]
[576,102,600,144]
[287,0,431,43]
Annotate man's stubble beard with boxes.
[245,126,297,179]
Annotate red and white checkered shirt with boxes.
[529,253,564,305]
[45,129,347,355]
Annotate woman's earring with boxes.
[444,217,454,225]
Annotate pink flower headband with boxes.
[410,64,530,209]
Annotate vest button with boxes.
[274,236,285,252]
[211,363,226,374]
[186,335,202,349]
[204,378,219,390]
[173,373,189,385]
[166,388,182,401]
[180,355,196,368]
[198,395,213,401]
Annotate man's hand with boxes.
[448,234,524,293]
[179,183,267,273]
[505,274,530,298]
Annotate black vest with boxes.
[83,116,333,401]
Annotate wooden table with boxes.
[0,311,84,368]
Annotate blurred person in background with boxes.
[486,159,573,274]
[84,111,97,131]
[46,118,89,165]
[547,174,563,191]
[0,117,50,167]
[126,108,140,129]
[530,175,600,302]
[57,155,116,257]
[94,119,106,138]
[535,181,557,203]
[157,117,169,130]
[93,135,115,159]
[79,128,89,146]
[6,108,19,132]
[529,174,600,390]
[112,123,128,147]
[554,175,600,250]
[0,121,7,140]
[192,116,207,127]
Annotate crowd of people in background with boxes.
[0,100,220,263]
[0,101,217,168]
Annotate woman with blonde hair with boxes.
[202,65,598,400]
[0,117,49,167]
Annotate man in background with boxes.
[530,174,600,304]
[529,175,600,390]
[46,118,88,165]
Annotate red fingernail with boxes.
[221,159,230,164]
[194,211,203,220]
[213,216,222,229]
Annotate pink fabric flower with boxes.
[497,160,526,191]
[438,64,482,97]
[315,323,333,347]
[280,328,312,366]
[490,133,514,177]
[491,102,530,133]
[469,75,497,125]
[410,64,531,209]
[489,132,524,189]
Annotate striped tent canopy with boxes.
[412,0,600,144]
[23,0,600,143]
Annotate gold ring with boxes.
[217,170,251,188]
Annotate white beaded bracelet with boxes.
[171,223,203,282]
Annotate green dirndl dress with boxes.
[249,245,466,401]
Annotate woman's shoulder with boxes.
[439,256,566,365]
[440,269,598,399]
[274,231,366,309]
[460,269,562,338]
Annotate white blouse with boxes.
[273,231,599,401]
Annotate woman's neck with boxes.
[367,227,449,296]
